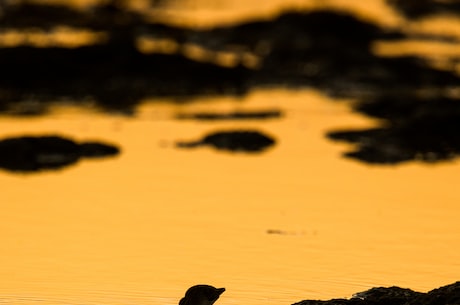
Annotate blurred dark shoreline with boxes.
[1,1,460,165]
[295,281,460,305]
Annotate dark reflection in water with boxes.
[176,130,276,153]
[327,94,460,164]
[387,0,460,18]
[0,1,459,164]
[175,109,282,121]
[0,135,120,172]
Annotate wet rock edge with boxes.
[293,281,460,305]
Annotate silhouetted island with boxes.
[1,1,460,165]
[176,130,275,153]
[1,3,457,113]
[0,135,120,172]
[387,0,460,18]
[327,94,460,164]
[295,281,460,305]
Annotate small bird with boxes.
[179,285,226,305]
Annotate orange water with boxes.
[1,1,460,304]
[1,89,459,305]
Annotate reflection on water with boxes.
[1,90,460,305]
[0,135,119,172]
[1,0,460,304]
[1,0,460,165]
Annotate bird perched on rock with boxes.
[179,285,225,305]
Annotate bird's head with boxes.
[179,285,225,305]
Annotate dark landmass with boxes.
[294,281,460,305]
[387,0,460,18]
[327,95,460,164]
[176,130,275,153]
[0,45,250,114]
[1,3,457,114]
[1,2,460,164]
[0,135,120,172]
[175,109,282,121]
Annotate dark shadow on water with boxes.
[0,135,120,173]
[328,94,460,164]
[176,130,276,153]
[1,2,460,164]
[175,109,282,121]
[3,2,455,113]
[0,45,250,114]
[387,0,460,18]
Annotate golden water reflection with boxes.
[2,0,460,303]
[1,90,460,305]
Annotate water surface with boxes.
[1,90,460,305]
[1,0,460,304]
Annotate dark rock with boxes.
[1,1,148,32]
[1,4,458,114]
[176,130,275,153]
[293,282,460,305]
[0,135,120,172]
[79,142,121,158]
[387,0,460,18]
[192,10,399,54]
[0,46,251,114]
[294,299,352,305]
[328,95,460,165]
[352,286,423,305]
[1,2,460,165]
[410,281,460,305]
[354,95,460,123]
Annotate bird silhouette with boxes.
[179,285,225,305]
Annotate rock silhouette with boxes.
[1,2,460,164]
[176,130,275,153]
[387,0,460,18]
[0,135,120,172]
[294,281,460,305]
[1,4,457,113]
[327,94,460,164]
